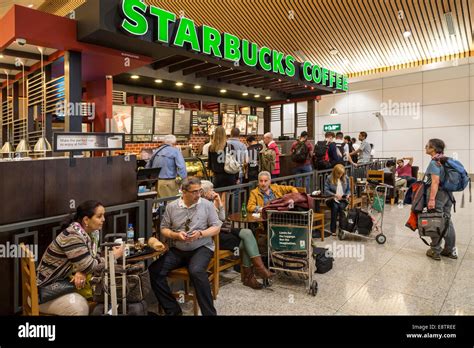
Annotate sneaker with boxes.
[441,248,458,259]
[426,249,441,261]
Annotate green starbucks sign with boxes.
[323,124,341,132]
[119,0,348,91]
[269,226,308,251]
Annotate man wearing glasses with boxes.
[148,177,222,316]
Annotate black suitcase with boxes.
[340,209,358,232]
[356,209,373,235]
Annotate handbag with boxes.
[38,279,76,304]
[224,144,241,174]
[91,263,152,303]
[417,211,449,246]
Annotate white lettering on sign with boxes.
[56,135,123,151]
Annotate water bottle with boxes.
[241,202,248,219]
[127,224,135,246]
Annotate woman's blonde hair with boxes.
[210,126,227,152]
[331,164,346,185]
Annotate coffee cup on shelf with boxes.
[107,136,122,149]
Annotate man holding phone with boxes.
[148,177,222,316]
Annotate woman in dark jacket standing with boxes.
[324,164,351,235]
[208,126,238,188]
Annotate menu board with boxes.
[132,106,154,134]
[112,105,132,134]
[54,133,125,151]
[258,116,264,135]
[192,111,214,135]
[174,109,191,134]
[247,115,258,135]
[154,108,174,135]
[222,113,235,135]
[235,114,247,135]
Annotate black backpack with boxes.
[291,141,309,163]
[313,247,334,274]
[335,141,346,160]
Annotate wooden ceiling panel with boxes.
[30,0,473,78]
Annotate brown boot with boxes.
[242,267,263,290]
[251,256,275,279]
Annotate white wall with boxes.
[315,58,474,174]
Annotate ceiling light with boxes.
[28,4,34,8]
[254,95,260,98]
[155,79,163,83]
[403,30,411,38]
[242,92,248,96]
[130,75,139,79]
[175,82,183,86]
[329,48,339,55]
[194,85,201,89]
[0,54,3,59]
[265,96,271,100]
[220,89,227,93]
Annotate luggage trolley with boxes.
[338,182,392,244]
[267,210,318,296]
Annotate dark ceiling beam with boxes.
[0,74,16,80]
[206,69,243,80]
[217,71,251,83]
[183,62,216,76]
[229,75,263,84]
[195,66,228,78]
[152,55,189,70]
[0,49,43,61]
[0,63,31,71]
[168,59,204,73]
[248,78,280,88]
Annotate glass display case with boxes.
[184,157,210,180]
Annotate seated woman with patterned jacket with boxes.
[36,200,124,315]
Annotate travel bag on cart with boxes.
[312,247,334,274]
[355,209,373,235]
[339,209,358,232]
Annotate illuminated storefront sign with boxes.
[119,0,348,91]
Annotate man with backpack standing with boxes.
[313,132,340,169]
[423,138,460,260]
[263,132,280,178]
[344,135,358,164]
[291,131,314,191]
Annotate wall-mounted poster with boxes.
[54,132,125,152]
[192,111,214,135]
[132,106,154,134]
[154,108,174,135]
[174,109,191,134]
[112,105,132,134]
[247,115,258,135]
[222,113,235,135]
[235,114,247,135]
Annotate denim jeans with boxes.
[326,199,348,233]
[293,164,313,193]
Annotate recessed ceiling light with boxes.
[28,4,34,8]
[254,95,260,98]
[194,85,201,89]
[403,30,411,38]
[220,89,227,93]
[155,79,163,83]
[242,92,248,96]
[175,82,183,86]
[0,54,3,59]
[130,75,139,79]
[265,96,271,100]
[329,48,339,55]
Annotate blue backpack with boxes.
[440,158,471,210]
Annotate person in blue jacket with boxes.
[324,164,351,235]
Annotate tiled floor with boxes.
[210,194,474,315]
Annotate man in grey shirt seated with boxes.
[148,177,222,316]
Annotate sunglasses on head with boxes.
[184,218,191,233]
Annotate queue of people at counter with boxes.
[38,137,456,316]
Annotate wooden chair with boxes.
[166,235,220,316]
[20,243,40,316]
[349,176,363,209]
[367,170,384,183]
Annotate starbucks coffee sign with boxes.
[119,0,348,91]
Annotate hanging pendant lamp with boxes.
[16,60,30,153]
[1,70,14,154]
[34,47,52,153]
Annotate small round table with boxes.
[126,244,168,263]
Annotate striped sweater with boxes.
[37,222,104,287]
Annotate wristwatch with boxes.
[198,231,203,239]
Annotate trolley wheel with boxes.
[376,234,386,244]
[338,230,346,240]
[310,280,318,296]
